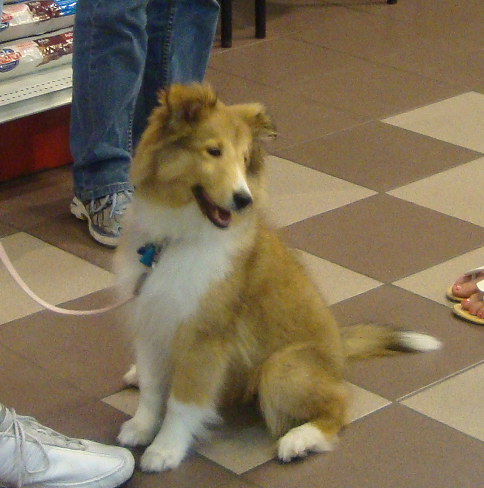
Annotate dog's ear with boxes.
[157,84,218,127]
[231,103,277,140]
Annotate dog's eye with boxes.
[207,147,222,157]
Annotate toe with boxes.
[461,293,484,317]
[452,272,484,299]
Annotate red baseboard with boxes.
[0,105,72,182]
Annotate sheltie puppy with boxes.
[114,84,441,472]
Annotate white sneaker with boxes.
[0,407,134,488]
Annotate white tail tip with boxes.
[398,331,442,352]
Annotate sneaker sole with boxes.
[70,197,120,248]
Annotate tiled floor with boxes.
[2,0,484,486]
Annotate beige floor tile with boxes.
[103,388,138,417]
[198,422,274,475]
[388,157,484,227]
[295,250,382,306]
[384,92,484,152]
[402,363,484,442]
[104,384,388,474]
[0,232,115,324]
[104,389,274,474]
[394,247,484,306]
[347,384,390,422]
[265,156,375,228]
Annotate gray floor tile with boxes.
[0,288,133,399]
[0,221,17,237]
[0,166,73,230]
[244,404,484,488]
[206,69,366,151]
[275,122,483,192]
[280,194,484,283]
[0,345,87,419]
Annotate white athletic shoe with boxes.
[0,406,134,488]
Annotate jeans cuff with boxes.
[75,182,134,202]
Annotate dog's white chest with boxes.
[120,202,250,336]
[134,232,234,334]
[150,241,228,312]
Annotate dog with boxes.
[114,84,441,473]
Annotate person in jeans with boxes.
[70,0,220,246]
[1,0,133,484]
[0,0,219,484]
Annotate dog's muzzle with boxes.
[192,185,252,229]
[232,190,253,211]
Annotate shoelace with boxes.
[109,190,133,219]
[89,191,133,232]
[1,409,84,487]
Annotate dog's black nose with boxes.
[233,191,253,211]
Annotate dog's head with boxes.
[130,83,276,229]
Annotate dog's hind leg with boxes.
[258,343,350,463]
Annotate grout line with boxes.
[396,359,484,403]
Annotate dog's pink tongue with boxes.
[214,207,231,227]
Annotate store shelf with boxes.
[0,64,72,124]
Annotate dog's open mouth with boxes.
[192,185,231,229]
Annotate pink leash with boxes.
[0,241,133,316]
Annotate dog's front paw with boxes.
[140,445,186,472]
[117,417,157,447]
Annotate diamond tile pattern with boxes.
[3,1,484,487]
[384,92,484,151]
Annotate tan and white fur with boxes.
[115,84,441,472]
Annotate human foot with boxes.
[453,289,484,325]
[447,266,484,302]
[461,292,484,317]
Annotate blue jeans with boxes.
[70,0,219,201]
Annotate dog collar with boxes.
[138,242,167,267]
[133,239,170,295]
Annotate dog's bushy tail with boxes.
[341,323,441,360]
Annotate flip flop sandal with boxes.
[452,277,484,324]
[446,266,484,302]
[453,303,484,325]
